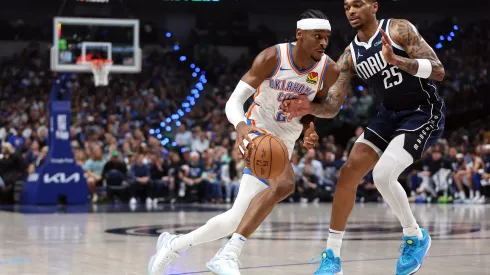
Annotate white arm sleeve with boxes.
[225,80,256,128]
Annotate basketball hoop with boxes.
[89,59,112,87]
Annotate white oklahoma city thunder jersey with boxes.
[245,42,331,157]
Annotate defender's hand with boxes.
[380,29,396,65]
[280,95,312,122]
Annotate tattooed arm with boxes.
[380,19,445,81]
[309,53,346,118]
[280,47,352,119]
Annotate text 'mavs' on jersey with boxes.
[245,42,330,157]
[350,19,441,110]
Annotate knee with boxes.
[87,178,95,186]
[338,157,364,187]
[271,175,295,198]
[373,153,402,185]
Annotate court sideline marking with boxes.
[169,252,490,274]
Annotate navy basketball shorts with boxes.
[358,100,446,160]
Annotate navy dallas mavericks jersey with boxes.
[351,19,446,159]
[350,19,440,110]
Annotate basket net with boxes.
[90,59,113,87]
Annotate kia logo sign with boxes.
[44,173,81,184]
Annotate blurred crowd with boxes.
[0,18,488,206]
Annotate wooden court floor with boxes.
[0,203,489,274]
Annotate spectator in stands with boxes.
[355,89,374,124]
[183,152,204,202]
[223,150,243,203]
[357,172,379,202]
[299,149,324,185]
[35,146,49,167]
[24,140,40,165]
[175,124,193,147]
[192,128,210,153]
[167,152,182,200]
[453,151,474,202]
[102,151,128,203]
[129,153,152,206]
[149,150,169,205]
[480,144,490,203]
[8,127,26,152]
[202,152,222,203]
[0,143,24,204]
[418,147,452,202]
[469,148,485,203]
[84,144,106,203]
[323,151,338,186]
[297,163,320,203]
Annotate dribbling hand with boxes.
[234,121,259,158]
[303,122,319,149]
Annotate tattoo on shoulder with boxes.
[390,19,445,80]
[333,48,353,90]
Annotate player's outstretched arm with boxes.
[380,19,445,81]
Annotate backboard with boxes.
[51,17,141,73]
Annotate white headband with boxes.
[297,18,332,31]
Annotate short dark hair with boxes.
[298,9,328,21]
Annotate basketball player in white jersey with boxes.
[149,10,342,275]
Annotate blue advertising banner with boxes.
[21,74,88,205]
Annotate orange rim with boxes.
[89,59,113,69]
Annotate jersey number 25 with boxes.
[382,67,403,89]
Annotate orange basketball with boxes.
[245,135,288,179]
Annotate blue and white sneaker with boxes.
[312,249,343,275]
[206,249,241,275]
[396,228,432,275]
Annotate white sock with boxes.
[326,229,344,258]
[470,190,475,199]
[221,233,247,257]
[403,223,423,239]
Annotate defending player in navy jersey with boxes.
[281,1,445,274]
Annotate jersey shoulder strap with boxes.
[383,18,405,51]
[266,43,287,79]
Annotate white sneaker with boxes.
[206,249,241,275]
[148,233,168,274]
[475,196,486,204]
[472,193,481,202]
[146,197,152,206]
[149,232,180,275]
[129,197,137,205]
[153,198,159,207]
